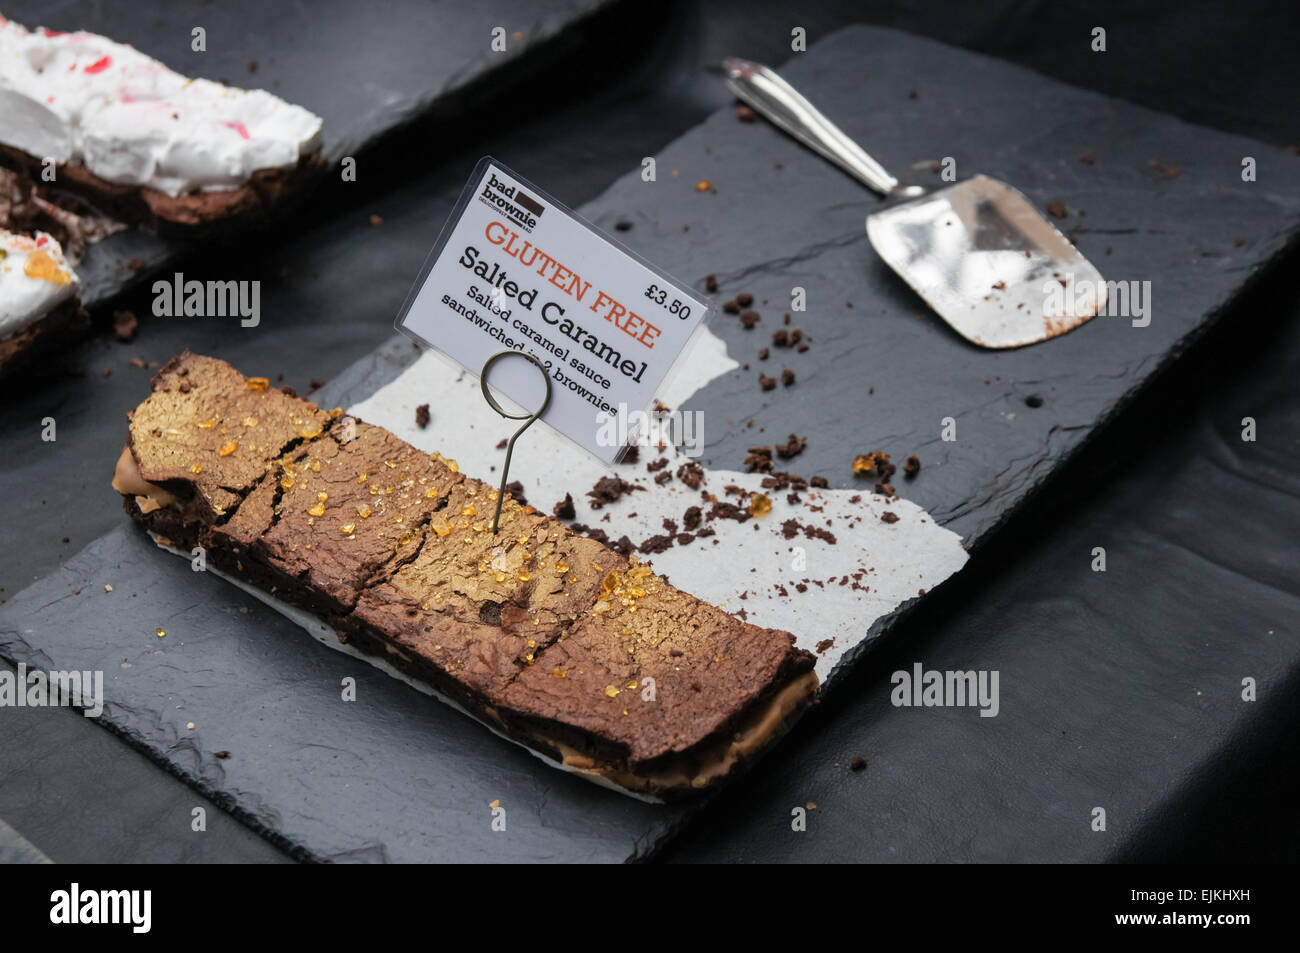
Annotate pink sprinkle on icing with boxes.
[222,121,251,140]
[36,235,48,247]
[84,55,112,74]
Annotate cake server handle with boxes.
[721,56,899,195]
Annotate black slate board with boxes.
[3,25,1299,863]
[4,0,612,309]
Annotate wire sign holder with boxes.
[479,350,553,534]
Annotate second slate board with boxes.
[3,26,1299,863]
[3,0,613,308]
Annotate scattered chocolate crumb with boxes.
[775,433,806,459]
[676,461,705,489]
[112,310,138,342]
[683,506,702,530]
[772,329,789,347]
[661,518,679,535]
[504,481,527,506]
[705,273,718,293]
[308,378,324,394]
[621,445,640,464]
[654,470,672,485]
[744,446,774,473]
[816,638,834,653]
[1045,200,1068,220]
[553,493,576,520]
[215,751,231,759]
[1079,154,1095,166]
[722,299,740,314]
[615,220,633,232]
[739,310,761,329]
[903,454,921,477]
[1233,237,1247,248]
[758,348,769,361]
[796,342,809,353]
[874,481,894,496]
[736,105,757,123]
[881,511,899,524]
[810,476,828,488]
[638,534,675,555]
[736,292,753,307]
[646,456,671,473]
[368,214,383,227]
[414,403,430,429]
[759,373,777,391]
[850,756,867,772]
[781,368,795,387]
[586,475,643,509]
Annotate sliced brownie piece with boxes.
[113,351,819,798]
[208,419,463,617]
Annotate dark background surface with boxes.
[0,0,1297,862]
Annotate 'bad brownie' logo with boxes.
[480,172,544,233]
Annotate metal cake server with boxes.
[722,57,1107,348]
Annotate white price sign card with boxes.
[395,157,709,464]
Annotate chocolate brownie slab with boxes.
[113,352,818,797]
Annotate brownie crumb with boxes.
[586,475,643,509]
[722,299,740,314]
[874,481,894,496]
[683,505,703,530]
[745,446,774,473]
[504,481,527,506]
[736,105,757,123]
[646,456,671,472]
[638,534,675,555]
[495,438,508,450]
[112,310,138,343]
[850,756,867,772]
[736,292,754,307]
[815,638,834,653]
[1045,200,1068,220]
[781,368,795,387]
[775,433,806,459]
[414,403,430,429]
[758,348,770,361]
[705,273,718,293]
[553,493,576,520]
[308,378,325,394]
[739,310,761,329]
[1079,154,1096,166]
[810,476,828,489]
[881,511,899,524]
[903,454,921,477]
[772,329,789,347]
[759,373,777,391]
[654,470,672,485]
[676,461,705,489]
